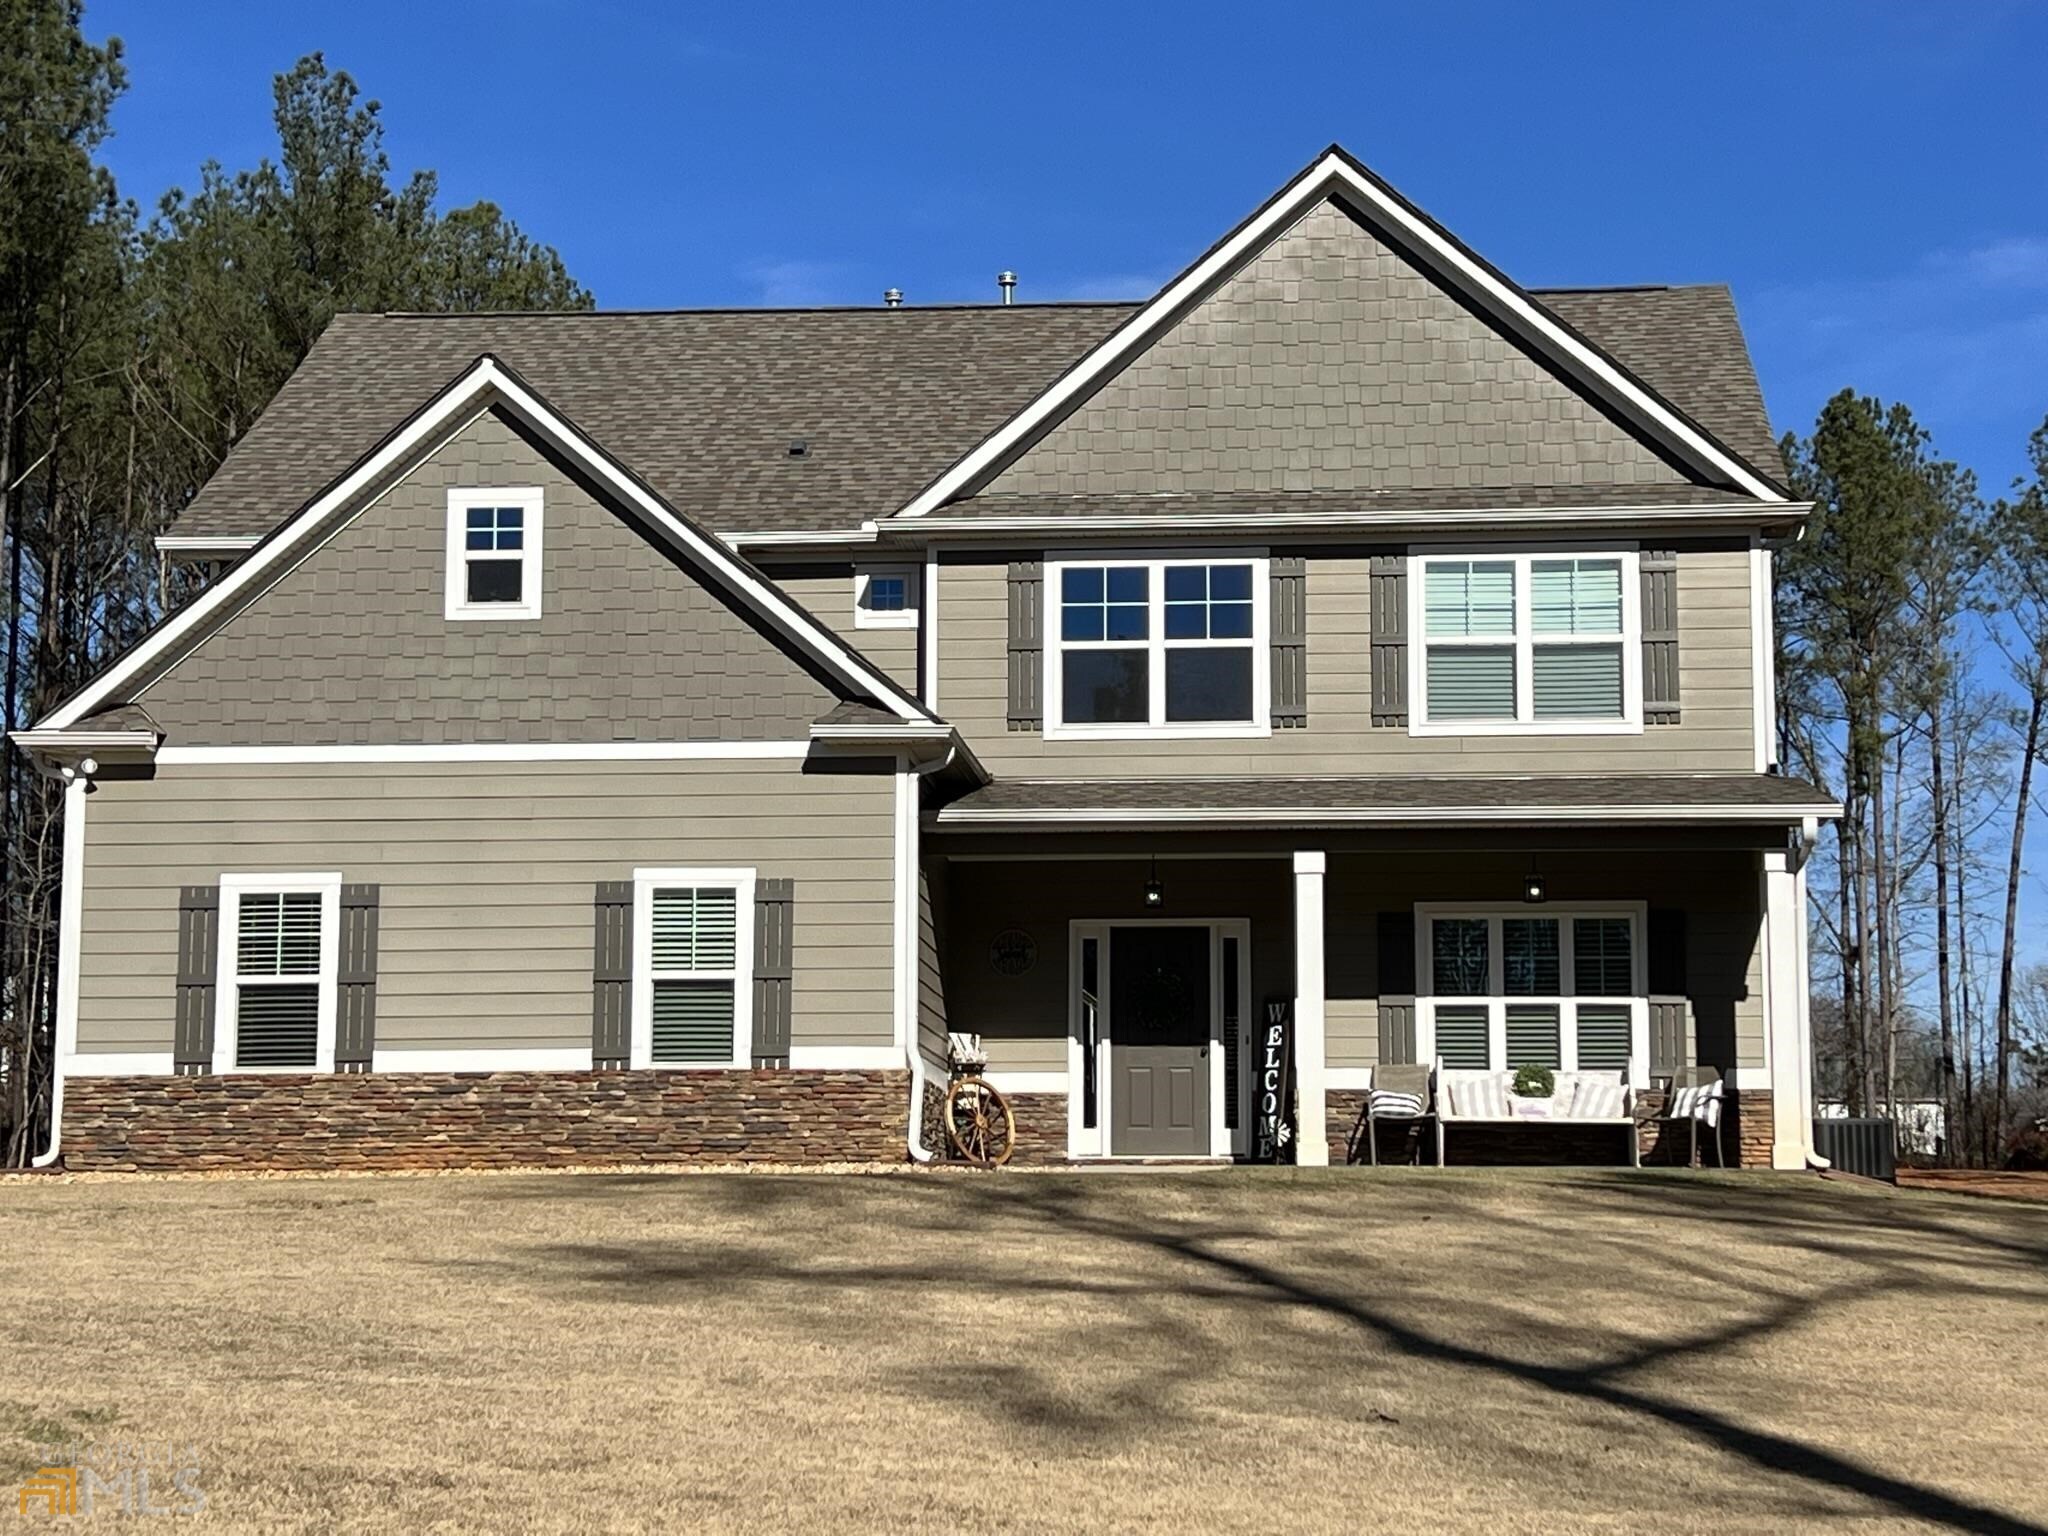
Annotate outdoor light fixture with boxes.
[1522,859,1548,905]
[1143,854,1165,909]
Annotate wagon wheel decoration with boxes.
[944,1077,1017,1168]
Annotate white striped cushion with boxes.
[1668,1082,1724,1125]
[1569,1077,1624,1120]
[1369,1089,1426,1119]
[1445,1074,1510,1119]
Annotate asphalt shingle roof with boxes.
[936,774,1838,825]
[172,285,1782,540]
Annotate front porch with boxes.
[922,822,1815,1169]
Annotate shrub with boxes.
[2003,1127,2048,1172]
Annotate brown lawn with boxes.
[0,1166,2042,1534]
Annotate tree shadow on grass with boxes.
[478,1170,2044,1533]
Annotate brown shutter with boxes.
[1369,555,1408,728]
[1376,910,1417,1065]
[1647,907,1687,1074]
[753,878,794,1067]
[174,886,220,1075]
[1271,556,1307,728]
[1642,550,1680,724]
[334,884,380,1073]
[1006,560,1043,730]
[592,881,632,1069]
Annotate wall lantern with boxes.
[1522,860,1548,905]
[1143,854,1165,909]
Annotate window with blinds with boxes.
[647,886,741,1065]
[227,885,333,1069]
[1414,553,1637,731]
[1419,910,1646,1076]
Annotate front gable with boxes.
[132,409,846,747]
[987,199,1689,499]
[896,147,1786,518]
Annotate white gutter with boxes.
[154,534,260,556]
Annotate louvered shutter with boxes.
[1369,555,1408,727]
[334,884,380,1073]
[1270,557,1307,727]
[753,878,794,1067]
[1641,551,1681,724]
[1647,907,1688,1075]
[174,887,220,1075]
[591,881,632,1069]
[1006,560,1043,730]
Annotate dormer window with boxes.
[445,488,544,621]
[853,565,920,629]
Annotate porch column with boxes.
[1293,850,1328,1167]
[1761,844,1816,1171]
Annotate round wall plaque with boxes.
[989,928,1037,977]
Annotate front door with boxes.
[1109,926,1211,1156]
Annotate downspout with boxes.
[31,769,87,1168]
[904,744,957,1164]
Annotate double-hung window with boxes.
[630,868,755,1069]
[216,874,342,1072]
[1048,556,1269,736]
[1411,551,1639,732]
[1417,905,1647,1083]
[446,487,544,620]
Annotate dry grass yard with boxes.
[0,1167,2042,1534]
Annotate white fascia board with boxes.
[12,729,159,752]
[886,503,1811,540]
[725,528,881,549]
[154,741,814,766]
[44,356,934,732]
[809,724,955,744]
[154,535,261,555]
[891,151,1786,521]
[935,803,1843,826]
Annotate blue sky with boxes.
[86,0,2048,493]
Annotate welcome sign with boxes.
[1253,998,1294,1163]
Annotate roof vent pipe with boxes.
[883,288,903,308]
[997,271,1017,305]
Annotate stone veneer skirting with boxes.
[63,1070,912,1173]
[1327,1087,1778,1168]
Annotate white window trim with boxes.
[1407,549,1642,736]
[629,867,756,1071]
[214,872,344,1074]
[445,486,544,621]
[1045,554,1272,741]
[1413,902,1650,1087]
[853,565,921,629]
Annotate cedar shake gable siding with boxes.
[136,409,845,746]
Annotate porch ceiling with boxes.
[931,773,1839,830]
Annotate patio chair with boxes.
[1650,1066,1726,1168]
[1351,1063,1434,1166]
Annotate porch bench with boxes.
[1432,1063,1640,1168]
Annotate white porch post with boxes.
[1293,850,1328,1167]
[1761,843,1815,1170]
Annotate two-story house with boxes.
[17,146,1837,1172]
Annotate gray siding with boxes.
[917,861,950,1068]
[773,567,918,693]
[938,548,1755,777]
[137,410,841,745]
[76,758,897,1058]
[989,199,1687,499]
[1323,850,1763,1071]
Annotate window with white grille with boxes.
[1416,905,1648,1082]
[446,487,544,620]
[631,869,755,1068]
[1409,551,1641,733]
[217,875,341,1071]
